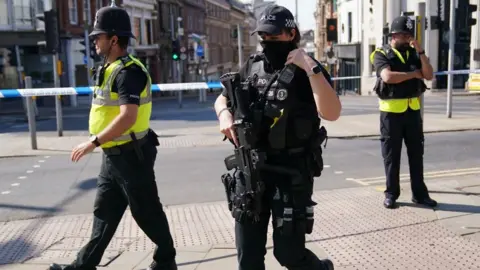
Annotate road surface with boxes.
[0,130,479,222]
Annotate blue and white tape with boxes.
[0,82,223,99]
[0,69,479,98]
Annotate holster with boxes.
[310,126,327,177]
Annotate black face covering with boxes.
[394,42,411,52]
[260,40,297,70]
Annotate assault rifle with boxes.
[219,71,279,222]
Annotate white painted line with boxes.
[345,177,355,180]
[323,165,331,168]
[26,170,34,174]
[18,176,27,180]
[334,171,344,175]
[38,160,45,163]
[11,183,20,187]
[44,156,50,159]
[1,191,11,195]
[33,165,40,168]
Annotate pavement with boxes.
[0,175,479,270]
[0,94,479,269]
[1,109,480,157]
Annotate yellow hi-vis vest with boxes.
[370,48,421,113]
[88,55,152,149]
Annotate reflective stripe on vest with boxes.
[89,55,152,148]
[370,48,420,113]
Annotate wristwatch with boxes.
[418,50,425,55]
[307,65,322,77]
[89,135,101,147]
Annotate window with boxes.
[69,0,78,24]
[14,0,34,27]
[146,19,152,45]
[133,17,141,44]
[83,0,91,24]
[96,0,102,10]
[347,12,352,43]
[0,0,8,25]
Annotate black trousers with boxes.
[73,140,176,270]
[235,154,327,270]
[380,108,429,201]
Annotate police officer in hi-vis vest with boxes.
[48,4,177,270]
[370,15,438,209]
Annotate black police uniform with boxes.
[220,5,334,270]
[371,16,437,209]
[222,54,332,270]
[48,5,176,270]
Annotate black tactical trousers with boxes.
[235,154,327,270]
[72,140,176,270]
[380,108,430,201]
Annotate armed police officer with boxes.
[371,15,437,209]
[215,5,341,270]
[48,4,177,270]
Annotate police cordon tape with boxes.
[0,69,479,98]
[331,69,480,81]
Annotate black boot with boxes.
[47,264,75,270]
[321,259,334,270]
[147,260,177,270]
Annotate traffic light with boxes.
[44,10,60,54]
[467,4,477,26]
[172,39,180,61]
[326,18,338,42]
[80,38,101,63]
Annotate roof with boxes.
[227,0,246,11]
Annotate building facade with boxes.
[228,0,250,70]
[313,0,337,62]
[122,0,160,83]
[156,0,182,84]
[205,0,232,81]
[181,0,206,83]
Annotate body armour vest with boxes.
[372,45,427,100]
[247,54,319,150]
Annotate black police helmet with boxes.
[89,6,135,39]
[389,16,415,36]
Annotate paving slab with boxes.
[0,178,479,269]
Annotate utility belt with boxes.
[101,129,160,160]
[221,126,327,235]
[374,77,427,100]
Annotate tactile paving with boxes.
[0,186,479,270]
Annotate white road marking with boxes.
[33,165,40,168]
[44,156,50,159]
[38,160,45,163]
[18,176,27,179]
[334,171,344,174]
[346,167,480,186]
[323,165,331,168]
[1,191,11,195]
[11,183,20,187]
[26,170,34,173]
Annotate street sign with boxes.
[180,53,187,60]
[83,55,88,65]
[196,45,204,57]
[180,47,186,53]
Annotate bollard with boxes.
[24,76,37,150]
[178,91,183,108]
[55,96,63,136]
[53,53,63,137]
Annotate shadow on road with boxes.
[0,177,97,264]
